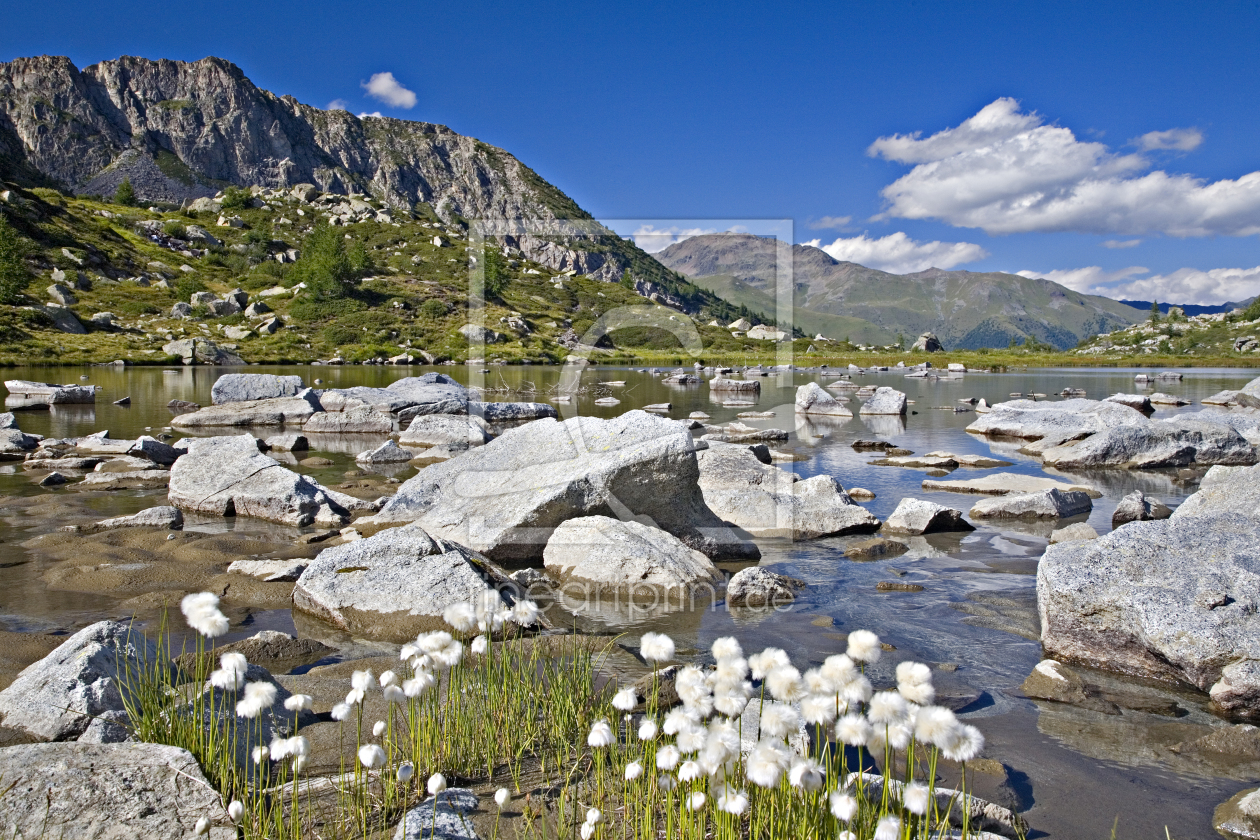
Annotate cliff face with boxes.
[0,54,707,305]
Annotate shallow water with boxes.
[3,362,1259,838]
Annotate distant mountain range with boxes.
[1119,298,1257,316]
[655,234,1145,349]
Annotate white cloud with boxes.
[1018,265,1260,305]
[806,215,853,230]
[869,98,1260,237]
[804,231,988,274]
[361,72,417,109]
[1102,239,1141,249]
[357,111,384,119]
[326,99,349,111]
[1136,128,1203,152]
[631,225,721,253]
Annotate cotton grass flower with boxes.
[443,602,477,633]
[227,800,244,824]
[821,653,858,686]
[788,757,825,791]
[712,636,742,660]
[252,746,269,764]
[748,647,789,680]
[351,670,374,692]
[838,833,857,840]
[759,702,802,739]
[433,640,463,670]
[345,688,365,706]
[746,741,789,788]
[678,759,702,781]
[292,754,309,772]
[428,773,447,795]
[687,791,707,811]
[655,744,681,771]
[835,713,871,747]
[181,592,229,639]
[194,816,210,835]
[868,690,910,725]
[663,708,696,736]
[624,760,643,781]
[717,787,749,815]
[379,670,397,688]
[829,790,858,821]
[372,720,386,737]
[914,705,959,746]
[586,808,601,824]
[874,815,902,840]
[383,685,405,704]
[896,661,932,686]
[801,694,840,725]
[397,762,414,783]
[676,726,706,754]
[870,722,913,752]
[639,632,675,662]
[587,719,615,748]
[358,744,386,770]
[715,657,749,682]
[495,787,510,808]
[846,629,882,663]
[210,652,248,691]
[612,686,637,712]
[657,774,676,791]
[637,719,658,741]
[579,823,595,840]
[510,599,540,626]
[284,694,313,712]
[903,781,931,815]
[331,702,352,722]
[471,635,488,655]
[766,666,806,703]
[403,671,435,698]
[237,681,277,718]
[899,680,935,705]
[839,675,873,705]
[942,724,985,761]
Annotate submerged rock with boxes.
[883,498,974,534]
[922,472,1100,497]
[1214,786,1260,840]
[1111,490,1172,527]
[725,566,805,608]
[65,506,184,533]
[370,411,758,562]
[168,435,376,527]
[844,537,909,559]
[0,742,232,840]
[3,380,95,405]
[0,620,158,741]
[293,522,517,641]
[543,515,722,597]
[355,440,414,464]
[969,489,1093,519]
[1048,522,1099,544]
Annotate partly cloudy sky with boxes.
[803,232,988,274]
[1018,265,1260,304]
[632,225,724,253]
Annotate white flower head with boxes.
[624,760,643,781]
[839,674,873,705]
[384,684,406,704]
[372,720,386,738]
[236,681,277,719]
[345,688,365,706]
[428,772,447,795]
[194,817,210,835]
[677,726,706,754]
[942,724,985,762]
[227,799,244,824]
[914,705,959,746]
[846,629,881,663]
[612,686,638,712]
[821,653,858,687]
[358,744,385,770]
[292,754,309,772]
[746,740,790,788]
[252,745,269,764]
[760,702,802,740]
[637,719,658,741]
[471,635,489,655]
[587,719,615,748]
[443,602,477,633]
[284,694,313,712]
[657,774,676,791]
[495,787,510,808]
[181,592,229,639]
[789,757,825,791]
[379,670,397,688]
[801,694,840,725]
[896,661,932,686]
[765,666,806,703]
[717,787,749,815]
[350,670,373,692]
[904,781,931,815]
[829,790,858,821]
[748,648,790,680]
[711,636,743,661]
[510,599,540,626]
[655,744,681,771]
[687,791,707,811]
[639,632,675,663]
[580,823,594,840]
[874,815,902,840]
[835,713,872,747]
[899,680,935,705]
[868,690,910,725]
[330,702,351,721]
[678,759,702,781]
[397,762,414,783]
[585,807,601,825]
[404,672,435,698]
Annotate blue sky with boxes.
[4,0,1259,304]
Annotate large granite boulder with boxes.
[210,373,304,404]
[726,566,805,608]
[167,435,376,527]
[322,373,469,417]
[860,387,908,416]
[4,380,95,405]
[0,621,158,741]
[795,382,851,416]
[171,391,322,429]
[1040,415,1257,469]
[911,332,943,352]
[161,338,245,366]
[966,398,1148,443]
[369,411,758,561]
[0,427,38,459]
[477,402,558,422]
[1038,463,1260,716]
[394,789,480,840]
[921,472,1100,496]
[303,404,394,434]
[543,516,722,597]
[1190,408,1260,445]
[1111,490,1172,527]
[356,440,414,464]
[883,498,974,534]
[0,743,232,840]
[969,488,1093,519]
[399,414,491,446]
[696,444,878,539]
[293,522,516,640]
[66,506,184,533]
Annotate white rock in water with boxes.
[227,558,308,582]
[883,498,973,534]
[304,405,394,434]
[969,488,1093,519]
[67,506,184,533]
[1111,490,1172,528]
[0,743,233,839]
[921,472,1099,497]
[1041,415,1257,469]
[859,387,907,416]
[794,382,851,416]
[966,398,1147,443]
[356,440,414,463]
[544,515,721,597]
[1048,522,1099,544]
[726,566,804,608]
[0,621,159,741]
[210,373,304,404]
[399,414,489,446]
[172,392,322,429]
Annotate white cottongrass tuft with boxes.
[611,686,637,712]
[839,675,874,705]
[403,671,435,698]
[835,713,872,747]
[345,688,365,706]
[687,791,707,811]
[663,708,696,736]
[428,772,447,795]
[227,800,244,824]
[194,816,210,835]
[903,781,931,815]
[639,632,675,662]
[587,719,615,748]
[292,754,309,772]
[748,648,790,680]
[350,670,374,691]
[715,657,749,683]
[655,744,681,771]
[358,744,386,770]
[766,666,806,703]
[899,680,935,705]
[717,786,749,815]
[942,724,985,761]
[759,702,802,739]
[712,636,742,661]
[236,681,277,719]
[284,694,313,712]
[252,746,269,764]
[443,602,476,633]
[846,629,882,663]
[379,670,397,688]
[914,705,959,746]
[330,702,351,722]
[383,685,405,704]
[495,787,510,808]
[838,832,857,840]
[829,790,858,821]
[896,661,932,686]
[580,823,594,840]
[676,726,706,754]
[802,693,840,725]
[870,722,913,752]
[746,741,790,788]
[372,720,386,738]
[624,760,643,781]
[510,599,540,626]
[874,815,902,840]
[181,592,229,639]
[788,757,825,791]
[868,690,910,725]
[637,719,658,741]
[678,759,702,781]
[471,635,489,655]
[585,807,601,824]
[821,653,858,687]
[397,762,414,783]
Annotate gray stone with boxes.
[844,537,908,559]
[0,427,38,459]
[1174,463,1260,519]
[1104,393,1154,412]
[66,506,183,533]
[1048,522,1099,544]
[324,373,469,417]
[1246,376,1260,400]
[244,301,271,317]
[222,325,252,341]
[794,382,851,416]
[394,789,480,840]
[4,379,95,405]
[966,398,1148,442]
[1194,408,1260,445]
[75,470,171,490]
[1041,415,1257,469]
[293,522,516,641]
[1215,786,1260,840]
[726,566,805,608]
[0,412,17,429]
[46,283,77,305]
[189,291,218,306]
[0,621,158,741]
[969,489,1093,519]
[227,558,309,582]
[225,288,249,309]
[1111,490,1172,528]
[39,471,69,486]
[0,743,233,840]
[860,386,907,416]
[696,444,878,539]
[168,434,376,527]
[1149,392,1191,406]
[921,472,1100,497]
[161,338,245,366]
[458,323,499,343]
[371,411,759,562]
[89,312,116,327]
[356,440,414,463]
[259,317,284,334]
[399,414,490,447]
[171,392,322,429]
[211,373,305,405]
[304,405,394,434]
[911,332,943,352]
[206,299,241,317]
[30,303,87,334]
[475,401,558,423]
[265,433,308,451]
[883,498,974,534]
[710,377,761,394]
[543,516,722,596]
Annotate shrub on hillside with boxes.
[0,215,32,304]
